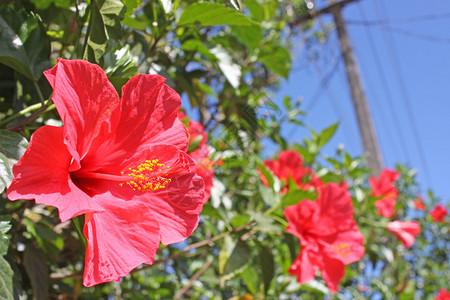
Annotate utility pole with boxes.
[291,0,384,175]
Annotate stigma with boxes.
[121,154,190,192]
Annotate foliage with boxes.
[0,0,448,299]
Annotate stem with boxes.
[72,216,87,249]
[32,81,45,105]
[0,98,53,128]
[135,222,254,273]
[174,258,214,299]
[359,216,386,228]
[50,222,254,280]
[81,3,93,60]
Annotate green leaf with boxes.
[240,266,259,294]
[230,0,241,10]
[122,0,142,16]
[317,122,338,148]
[0,6,51,80]
[258,243,275,295]
[24,219,64,259]
[0,254,15,300]
[181,39,218,61]
[256,160,274,190]
[282,189,317,209]
[210,46,241,88]
[85,0,127,63]
[178,3,255,26]
[0,130,28,193]
[223,240,251,278]
[0,153,12,194]
[158,0,173,14]
[258,44,291,78]
[231,24,262,50]
[23,244,48,300]
[248,211,281,234]
[243,0,264,21]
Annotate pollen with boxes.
[122,154,190,192]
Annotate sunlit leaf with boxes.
[178,3,255,26]
[85,0,126,63]
[0,6,51,80]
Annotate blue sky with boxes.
[275,0,450,202]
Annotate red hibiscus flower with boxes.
[436,289,450,300]
[261,150,322,194]
[178,112,217,203]
[284,183,365,293]
[414,196,426,210]
[386,220,420,248]
[369,168,400,218]
[430,204,447,223]
[188,144,216,203]
[178,111,207,150]
[7,59,205,287]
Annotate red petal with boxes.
[84,144,204,246]
[44,59,120,170]
[114,74,188,151]
[288,250,318,285]
[320,255,346,293]
[375,197,396,218]
[284,200,318,239]
[83,200,160,287]
[387,221,420,248]
[322,230,365,265]
[139,145,204,245]
[7,126,102,222]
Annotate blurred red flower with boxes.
[284,183,365,293]
[436,289,450,300]
[178,112,218,203]
[369,168,400,218]
[430,205,447,223]
[7,59,205,286]
[414,196,426,210]
[386,220,420,248]
[260,150,323,194]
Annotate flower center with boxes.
[74,154,190,193]
[331,242,352,258]
[121,154,190,192]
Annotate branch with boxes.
[50,222,254,280]
[174,258,214,299]
[289,0,361,27]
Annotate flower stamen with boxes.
[123,154,190,192]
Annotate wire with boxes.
[373,0,433,185]
[355,4,411,162]
[346,12,450,25]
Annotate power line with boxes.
[373,0,433,185]
[346,12,450,25]
[355,4,411,162]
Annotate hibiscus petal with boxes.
[288,248,319,285]
[375,197,396,218]
[140,146,204,245]
[311,183,354,235]
[320,255,346,293]
[321,229,365,265]
[7,126,102,222]
[284,200,317,239]
[44,59,120,170]
[73,144,204,246]
[83,200,160,287]
[114,74,188,152]
[387,221,420,248]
